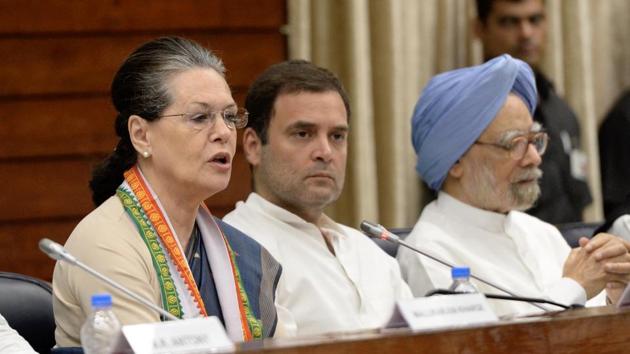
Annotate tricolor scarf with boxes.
[115,165,262,341]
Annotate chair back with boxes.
[0,271,55,354]
[556,222,603,248]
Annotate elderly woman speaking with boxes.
[52,37,282,346]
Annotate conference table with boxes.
[236,306,630,353]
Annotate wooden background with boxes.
[0,0,287,281]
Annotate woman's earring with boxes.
[142,151,151,158]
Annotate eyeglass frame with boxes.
[157,107,249,130]
[473,131,549,160]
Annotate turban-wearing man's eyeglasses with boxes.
[159,107,249,130]
[474,131,548,160]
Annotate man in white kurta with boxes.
[398,55,630,317]
[223,60,412,336]
[398,192,603,317]
[225,193,410,336]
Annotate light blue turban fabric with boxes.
[411,54,537,191]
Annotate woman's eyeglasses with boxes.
[159,107,249,130]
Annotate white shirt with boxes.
[397,192,605,317]
[223,193,412,337]
[609,215,630,243]
[0,314,36,354]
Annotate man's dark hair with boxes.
[244,60,351,144]
[476,0,529,24]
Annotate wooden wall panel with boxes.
[0,0,286,281]
[0,92,247,159]
[0,97,116,158]
[0,159,95,222]
[0,34,283,96]
[0,221,76,278]
[0,1,284,34]
[0,152,250,222]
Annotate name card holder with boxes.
[114,316,235,354]
[386,293,498,331]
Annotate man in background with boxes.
[474,0,591,223]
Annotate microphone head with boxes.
[39,238,76,264]
[360,220,382,238]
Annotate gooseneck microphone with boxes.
[360,220,554,311]
[425,289,575,310]
[39,238,179,321]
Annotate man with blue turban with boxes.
[397,55,630,317]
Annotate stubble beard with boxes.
[257,151,343,214]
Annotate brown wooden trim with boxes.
[0,91,248,159]
[0,154,250,222]
[0,34,284,96]
[0,0,285,34]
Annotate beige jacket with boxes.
[53,196,161,347]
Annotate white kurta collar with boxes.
[436,192,507,234]
[244,192,347,240]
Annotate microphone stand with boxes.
[425,289,581,310]
[71,258,180,321]
[39,238,179,321]
[360,221,553,311]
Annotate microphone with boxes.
[425,289,581,310]
[360,220,555,311]
[39,238,78,264]
[39,238,179,321]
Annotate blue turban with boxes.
[411,54,537,191]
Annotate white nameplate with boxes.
[117,316,235,354]
[388,293,498,331]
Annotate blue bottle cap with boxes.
[91,293,113,308]
[451,266,470,278]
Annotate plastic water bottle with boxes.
[448,266,479,293]
[80,293,121,354]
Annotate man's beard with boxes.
[469,163,542,212]
[509,168,543,211]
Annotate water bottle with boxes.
[80,293,121,354]
[448,266,479,293]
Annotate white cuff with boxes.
[546,277,587,307]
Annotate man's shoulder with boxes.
[215,217,264,251]
[222,197,286,260]
[511,209,556,227]
[405,201,450,240]
[222,198,263,234]
[509,210,563,238]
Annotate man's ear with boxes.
[448,159,465,179]
[472,18,485,40]
[242,127,262,166]
[128,115,151,156]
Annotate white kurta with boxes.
[397,192,605,317]
[223,193,412,337]
[609,215,630,243]
[0,314,36,354]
